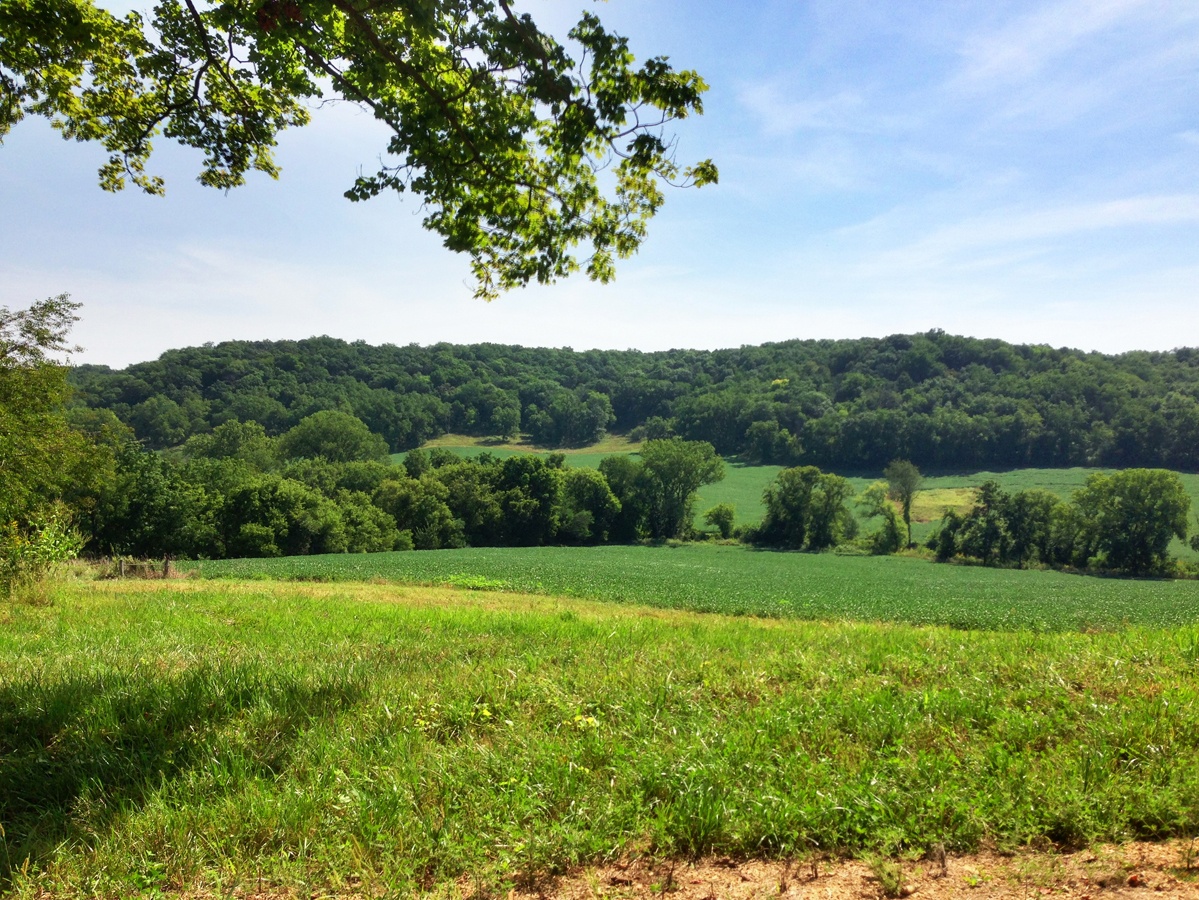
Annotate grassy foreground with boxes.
[188,544,1199,632]
[3,580,1199,898]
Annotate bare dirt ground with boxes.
[479,841,1199,900]
[169,842,1199,900]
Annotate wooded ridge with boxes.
[71,331,1199,471]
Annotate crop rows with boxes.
[189,544,1199,632]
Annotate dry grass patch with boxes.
[911,487,975,523]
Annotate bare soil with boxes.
[475,842,1199,900]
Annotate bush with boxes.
[0,507,82,602]
[703,503,735,539]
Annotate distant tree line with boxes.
[77,405,1192,577]
[67,414,729,560]
[929,470,1191,575]
[741,461,1192,576]
[69,331,1199,471]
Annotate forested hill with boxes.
[69,332,1199,472]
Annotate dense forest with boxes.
[70,332,1199,471]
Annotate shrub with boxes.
[0,507,82,602]
[703,503,735,539]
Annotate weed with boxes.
[868,856,905,897]
[927,843,947,878]
[1181,836,1198,872]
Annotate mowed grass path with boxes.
[3,580,1198,897]
[189,544,1199,632]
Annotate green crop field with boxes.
[188,543,1199,632]
[3,578,1199,897]
[693,460,784,526]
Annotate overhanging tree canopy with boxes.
[0,0,716,297]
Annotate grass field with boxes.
[389,433,643,470]
[3,579,1198,897]
[188,544,1199,632]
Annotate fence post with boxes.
[163,556,171,579]
[118,557,125,579]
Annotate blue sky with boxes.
[2,0,1197,367]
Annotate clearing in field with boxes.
[390,432,643,469]
[911,487,976,522]
[2,577,1199,898]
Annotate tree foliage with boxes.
[753,465,855,552]
[703,502,735,539]
[883,458,922,548]
[636,438,723,540]
[0,295,96,595]
[932,470,1191,575]
[74,429,736,557]
[0,0,715,297]
[277,410,390,463]
[70,332,1199,471]
[0,296,91,526]
[1073,469,1190,574]
[857,481,902,555]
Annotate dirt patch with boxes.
[478,842,1199,899]
[127,842,1199,899]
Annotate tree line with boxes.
[50,410,733,562]
[49,403,1199,579]
[70,331,1199,472]
[930,470,1192,575]
[743,459,1193,576]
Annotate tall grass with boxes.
[2,580,1198,897]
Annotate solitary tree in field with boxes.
[755,465,855,551]
[703,502,735,539]
[884,459,923,548]
[857,481,902,554]
[0,0,716,298]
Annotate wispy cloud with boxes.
[737,83,865,137]
[857,194,1199,273]
[956,0,1156,85]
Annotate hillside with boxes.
[70,332,1199,472]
